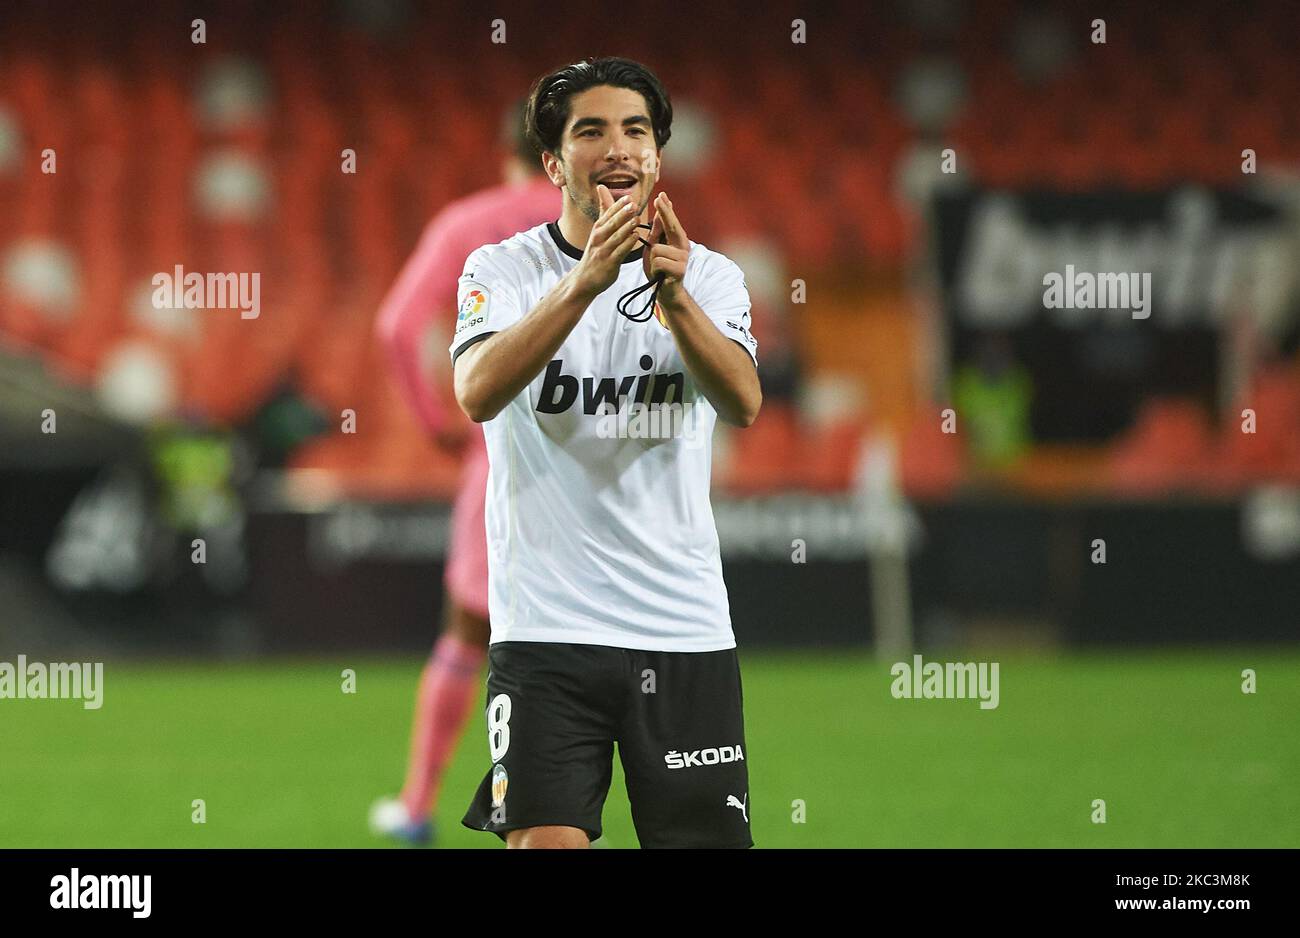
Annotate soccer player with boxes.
[368,103,559,846]
[453,57,762,848]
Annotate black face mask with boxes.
[616,223,666,323]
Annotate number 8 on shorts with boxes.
[488,693,511,763]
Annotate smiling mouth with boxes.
[600,176,638,193]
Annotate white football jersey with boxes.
[450,221,758,651]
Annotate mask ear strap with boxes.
[617,223,666,322]
[617,275,663,322]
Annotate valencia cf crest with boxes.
[491,763,508,808]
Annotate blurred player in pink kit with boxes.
[369,103,558,845]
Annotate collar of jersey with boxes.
[547,221,646,264]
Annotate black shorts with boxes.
[462,641,752,848]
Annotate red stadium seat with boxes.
[899,410,965,499]
[798,419,865,492]
[719,402,801,494]
[0,0,1293,505]
[1209,366,1300,488]
[1107,397,1215,495]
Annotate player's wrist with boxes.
[566,265,608,305]
[657,282,688,312]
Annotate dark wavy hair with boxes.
[524,57,673,158]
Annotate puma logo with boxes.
[725,793,748,822]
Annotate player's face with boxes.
[556,85,660,222]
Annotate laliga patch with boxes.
[456,284,490,335]
[490,763,508,808]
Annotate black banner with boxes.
[0,848,1288,924]
[932,188,1290,441]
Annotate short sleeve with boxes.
[450,247,525,365]
[692,252,758,367]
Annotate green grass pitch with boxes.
[1,650,1296,848]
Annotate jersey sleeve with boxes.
[691,252,758,367]
[450,246,526,365]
